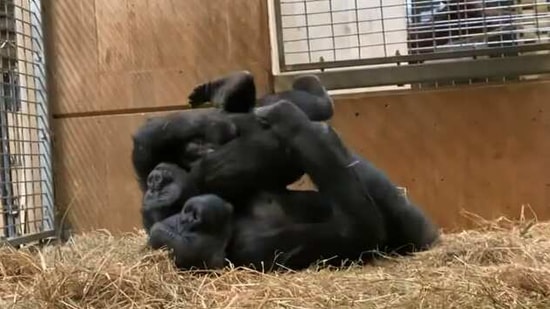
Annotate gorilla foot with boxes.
[188,81,219,108]
[188,71,256,113]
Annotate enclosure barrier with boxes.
[0,0,53,246]
[272,0,550,90]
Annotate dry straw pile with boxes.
[1,214,549,308]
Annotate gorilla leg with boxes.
[188,70,333,121]
[228,102,389,270]
[141,163,199,234]
[347,157,440,254]
[248,101,438,266]
[149,194,233,270]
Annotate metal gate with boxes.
[0,0,54,246]
[272,0,550,90]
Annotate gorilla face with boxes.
[141,162,201,233]
[148,194,234,270]
[148,214,187,250]
[143,163,189,211]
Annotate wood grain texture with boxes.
[53,81,550,234]
[53,112,157,233]
[45,0,271,116]
[329,81,550,230]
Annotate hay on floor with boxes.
[1,217,549,308]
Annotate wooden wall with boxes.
[330,81,550,230]
[45,0,272,116]
[45,0,272,234]
[46,1,550,234]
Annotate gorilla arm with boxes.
[189,70,334,121]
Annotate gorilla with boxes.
[133,71,334,233]
[147,100,439,271]
[188,70,334,120]
[133,71,439,270]
[148,193,233,270]
[141,163,199,233]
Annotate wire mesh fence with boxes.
[273,0,550,88]
[0,0,54,246]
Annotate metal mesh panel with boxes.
[274,0,550,84]
[0,0,54,246]
[276,0,550,65]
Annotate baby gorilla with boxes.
[148,194,233,270]
[141,162,199,233]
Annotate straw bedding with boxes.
[1,215,549,308]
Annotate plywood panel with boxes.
[45,0,272,116]
[330,81,550,231]
[53,112,163,234]
[44,0,98,115]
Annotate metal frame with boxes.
[272,0,550,90]
[1,229,54,247]
[274,53,550,91]
[0,0,54,246]
[30,0,53,235]
[279,43,550,72]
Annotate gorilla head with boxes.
[148,194,234,270]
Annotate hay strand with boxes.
[1,220,549,308]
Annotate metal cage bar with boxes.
[272,0,550,89]
[0,0,54,246]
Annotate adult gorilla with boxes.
[149,100,440,271]
[133,71,334,233]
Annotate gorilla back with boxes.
[132,72,335,201]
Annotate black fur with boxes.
[133,72,334,229]
[149,194,233,270]
[134,73,439,271]
[142,101,439,271]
